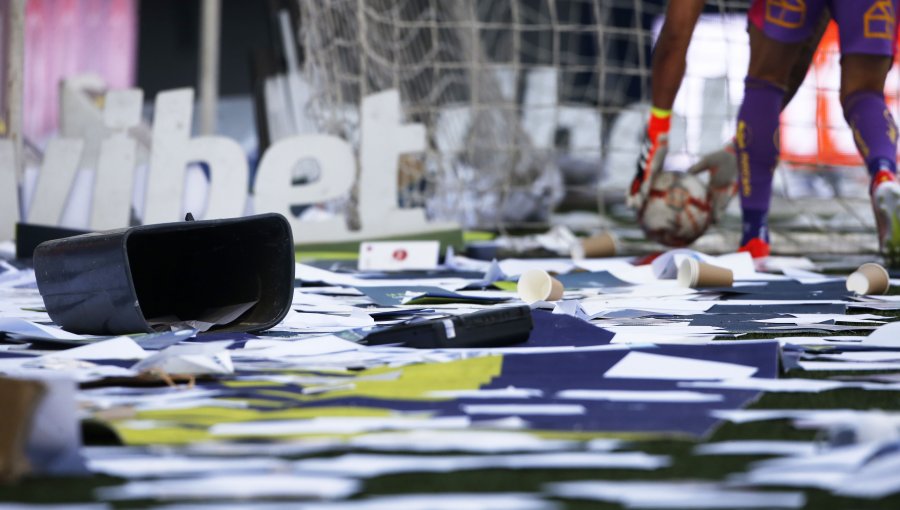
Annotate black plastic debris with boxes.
[15,223,90,260]
[33,213,294,335]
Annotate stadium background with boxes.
[21,0,900,254]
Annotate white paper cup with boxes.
[677,258,734,288]
[846,262,890,295]
[517,269,565,303]
[572,232,617,259]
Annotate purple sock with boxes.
[735,77,784,245]
[742,209,769,244]
[843,90,898,179]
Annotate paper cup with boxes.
[846,262,890,295]
[572,232,617,259]
[517,269,565,303]
[677,258,734,288]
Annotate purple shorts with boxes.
[763,0,899,56]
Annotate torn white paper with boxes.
[556,389,723,403]
[603,351,757,380]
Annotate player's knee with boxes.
[744,77,784,95]
[841,84,887,106]
[747,38,802,87]
[840,89,885,113]
[746,67,789,88]
[840,55,891,102]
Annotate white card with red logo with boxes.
[358,241,440,271]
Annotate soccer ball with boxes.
[639,170,712,247]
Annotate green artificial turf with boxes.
[3,272,899,508]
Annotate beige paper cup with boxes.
[572,232,617,259]
[517,269,565,303]
[846,262,890,295]
[677,258,734,288]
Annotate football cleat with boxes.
[738,237,771,259]
[871,169,900,267]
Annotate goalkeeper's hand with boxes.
[687,143,738,224]
[627,131,668,212]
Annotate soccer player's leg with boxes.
[734,0,819,258]
[833,0,900,265]
[692,3,831,227]
[842,56,898,264]
[734,75,784,259]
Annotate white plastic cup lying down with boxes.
[677,258,733,288]
[517,269,565,303]
[846,262,890,295]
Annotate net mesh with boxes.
[296,0,889,257]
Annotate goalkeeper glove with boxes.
[687,142,738,224]
[627,109,670,212]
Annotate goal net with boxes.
[295,0,892,257]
